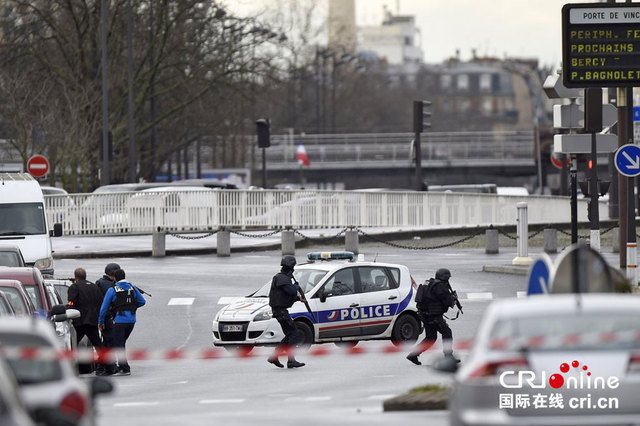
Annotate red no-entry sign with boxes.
[27,155,49,178]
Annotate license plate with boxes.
[222,324,244,332]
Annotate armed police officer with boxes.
[407,268,461,365]
[267,255,305,369]
[98,268,145,376]
[95,262,120,375]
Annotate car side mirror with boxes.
[431,354,460,374]
[91,377,114,396]
[53,223,63,237]
[319,291,327,303]
[49,304,66,316]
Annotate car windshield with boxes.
[0,251,23,267]
[490,313,640,350]
[0,332,62,384]
[0,203,46,235]
[53,284,69,304]
[0,287,28,315]
[22,285,43,311]
[251,269,328,297]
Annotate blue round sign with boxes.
[615,144,640,177]
[527,255,551,296]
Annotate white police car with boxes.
[212,252,421,349]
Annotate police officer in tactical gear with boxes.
[95,262,120,375]
[407,268,460,365]
[267,255,305,369]
[98,268,146,375]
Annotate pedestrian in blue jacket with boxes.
[98,268,145,376]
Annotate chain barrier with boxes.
[230,229,282,238]
[355,227,485,250]
[294,228,348,241]
[168,230,218,240]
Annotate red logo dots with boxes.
[549,373,565,389]
[572,360,579,368]
[560,363,570,373]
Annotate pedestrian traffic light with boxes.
[256,118,270,148]
[413,100,432,133]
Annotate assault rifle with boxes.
[451,290,463,314]
[134,286,153,298]
[293,278,315,322]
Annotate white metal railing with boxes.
[43,189,603,236]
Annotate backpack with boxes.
[415,278,435,307]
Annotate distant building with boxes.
[358,9,423,66]
[328,0,356,52]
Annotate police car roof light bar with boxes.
[307,251,355,262]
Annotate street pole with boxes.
[127,0,136,183]
[100,0,110,185]
[414,130,422,191]
[618,87,630,269]
[570,158,578,244]
[262,148,267,189]
[585,88,601,250]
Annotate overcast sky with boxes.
[224,0,603,68]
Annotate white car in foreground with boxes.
[447,294,640,426]
[213,252,421,349]
[0,317,112,426]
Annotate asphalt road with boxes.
[51,243,621,426]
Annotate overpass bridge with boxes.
[254,131,538,189]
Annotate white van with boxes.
[0,173,61,276]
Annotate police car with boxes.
[212,251,421,349]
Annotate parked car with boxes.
[445,294,640,426]
[0,317,113,426]
[0,244,26,267]
[0,267,53,317]
[0,358,37,426]
[44,280,77,350]
[0,291,16,316]
[0,279,35,317]
[212,251,421,350]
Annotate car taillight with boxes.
[60,391,87,419]
[627,353,640,373]
[468,358,529,379]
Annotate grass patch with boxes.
[409,384,450,394]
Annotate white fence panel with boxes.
[44,190,601,236]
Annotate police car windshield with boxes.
[252,269,327,297]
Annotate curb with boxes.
[383,391,449,411]
[482,264,529,275]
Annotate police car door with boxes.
[313,267,361,340]
[356,266,401,338]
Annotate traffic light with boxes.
[413,100,432,133]
[256,118,270,148]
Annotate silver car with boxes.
[448,294,640,426]
[0,317,112,426]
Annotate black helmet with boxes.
[435,268,451,281]
[280,255,297,268]
[105,263,121,276]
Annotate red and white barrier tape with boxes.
[1,329,638,361]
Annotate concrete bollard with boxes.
[281,229,295,256]
[345,228,359,255]
[217,227,231,257]
[612,227,619,253]
[485,229,499,254]
[543,228,558,254]
[152,229,166,257]
[512,202,533,266]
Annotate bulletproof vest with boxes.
[268,272,297,309]
[419,279,448,315]
[114,285,137,315]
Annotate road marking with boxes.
[464,292,493,300]
[243,255,270,258]
[218,296,241,305]
[176,256,197,260]
[199,399,245,404]
[516,291,527,298]
[113,402,159,407]
[168,298,195,306]
[368,394,396,400]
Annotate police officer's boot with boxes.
[287,358,305,368]
[267,355,284,368]
[406,353,421,365]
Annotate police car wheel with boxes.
[391,314,420,346]
[294,321,314,348]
